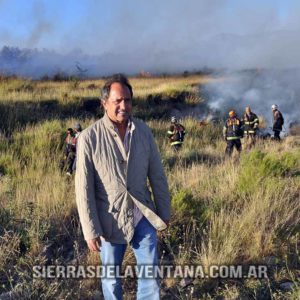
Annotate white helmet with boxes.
[171,116,177,123]
[271,104,278,110]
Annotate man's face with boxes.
[102,82,132,125]
[246,107,251,115]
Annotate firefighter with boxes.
[167,116,186,152]
[74,123,82,138]
[243,106,259,149]
[65,128,76,176]
[272,104,284,141]
[72,123,83,172]
[223,110,243,157]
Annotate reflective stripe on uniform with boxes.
[167,130,174,134]
[244,130,255,134]
[226,136,241,140]
[244,120,258,125]
[171,141,183,146]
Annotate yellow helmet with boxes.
[229,110,236,117]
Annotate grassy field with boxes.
[0,74,299,299]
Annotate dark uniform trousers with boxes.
[225,139,242,156]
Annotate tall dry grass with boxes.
[0,75,299,299]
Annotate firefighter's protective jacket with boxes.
[167,123,186,146]
[243,112,259,134]
[223,117,243,140]
[273,110,284,131]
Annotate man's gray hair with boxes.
[101,73,133,102]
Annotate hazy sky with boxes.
[0,1,299,121]
[0,0,300,71]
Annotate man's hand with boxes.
[87,236,102,252]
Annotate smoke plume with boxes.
[0,1,299,126]
[0,1,300,76]
[202,69,300,128]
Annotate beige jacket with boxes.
[75,114,171,244]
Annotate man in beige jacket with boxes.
[75,74,170,300]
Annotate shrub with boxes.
[171,189,216,223]
[237,149,300,195]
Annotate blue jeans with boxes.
[100,216,160,300]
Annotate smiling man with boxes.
[75,74,170,300]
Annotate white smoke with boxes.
[1,1,300,76]
[0,1,299,125]
[202,69,300,128]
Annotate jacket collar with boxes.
[102,112,135,133]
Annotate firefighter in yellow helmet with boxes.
[243,106,259,149]
[223,110,243,156]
